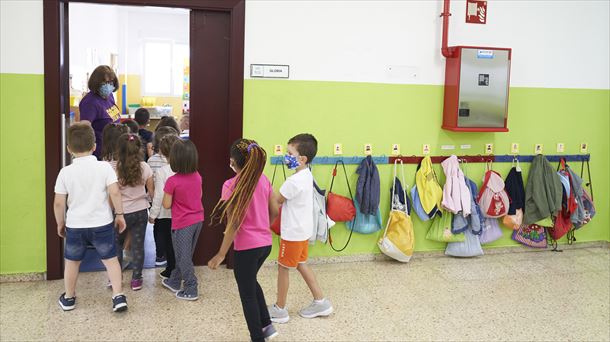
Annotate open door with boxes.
[44,0,244,280]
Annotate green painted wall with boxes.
[0,73,47,274]
[244,79,610,258]
[0,76,608,274]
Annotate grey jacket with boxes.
[356,155,380,215]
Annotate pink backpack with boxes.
[477,169,511,218]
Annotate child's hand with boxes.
[148,217,156,224]
[115,215,127,233]
[207,254,225,270]
[57,223,65,238]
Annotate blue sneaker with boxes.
[58,293,76,311]
[262,324,278,341]
[162,279,180,293]
[112,294,128,312]
[176,290,198,301]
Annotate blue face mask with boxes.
[99,83,114,98]
[284,154,300,170]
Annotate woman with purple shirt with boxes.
[79,65,121,159]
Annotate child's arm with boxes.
[162,193,173,209]
[54,194,67,238]
[269,191,282,224]
[108,182,127,233]
[149,172,165,223]
[208,222,236,270]
[146,175,155,201]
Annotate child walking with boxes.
[268,133,333,323]
[161,139,204,300]
[149,134,180,279]
[111,133,154,291]
[54,122,128,312]
[208,139,281,342]
[148,126,179,267]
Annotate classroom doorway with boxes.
[43,0,245,280]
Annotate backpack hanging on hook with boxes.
[327,160,357,252]
[477,161,511,218]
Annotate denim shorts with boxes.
[64,223,117,261]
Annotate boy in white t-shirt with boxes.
[54,123,128,312]
[268,133,333,323]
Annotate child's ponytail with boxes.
[117,133,144,186]
[212,139,267,231]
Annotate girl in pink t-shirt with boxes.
[208,139,281,342]
[161,139,204,301]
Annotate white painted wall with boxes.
[2,0,609,90]
[0,0,44,74]
[244,0,610,89]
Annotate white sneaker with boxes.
[298,298,334,318]
[267,304,290,324]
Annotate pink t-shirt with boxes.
[221,174,273,251]
[110,161,153,214]
[164,172,205,230]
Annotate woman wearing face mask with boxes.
[79,65,121,159]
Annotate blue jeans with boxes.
[64,223,116,261]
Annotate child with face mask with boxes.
[79,65,121,159]
[267,133,333,324]
[208,139,281,342]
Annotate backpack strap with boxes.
[328,160,356,252]
[477,170,492,201]
[271,158,286,186]
[580,159,594,201]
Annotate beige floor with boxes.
[1,247,609,341]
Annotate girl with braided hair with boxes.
[208,138,281,342]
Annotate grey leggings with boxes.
[166,222,202,296]
[117,209,148,279]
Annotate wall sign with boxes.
[466,0,487,24]
[250,64,289,78]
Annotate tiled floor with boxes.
[1,247,608,341]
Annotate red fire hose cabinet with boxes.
[442,46,512,132]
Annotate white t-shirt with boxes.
[280,168,313,241]
[54,156,117,228]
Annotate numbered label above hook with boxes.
[333,143,343,155]
[391,144,400,156]
[535,144,544,154]
[422,144,431,155]
[511,143,520,154]
[580,143,589,153]
[274,145,283,156]
[364,144,373,155]
[485,143,494,155]
[556,143,565,153]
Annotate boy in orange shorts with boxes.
[268,134,333,323]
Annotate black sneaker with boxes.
[155,256,167,267]
[112,293,128,312]
[159,269,172,279]
[58,293,76,311]
[262,324,279,341]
